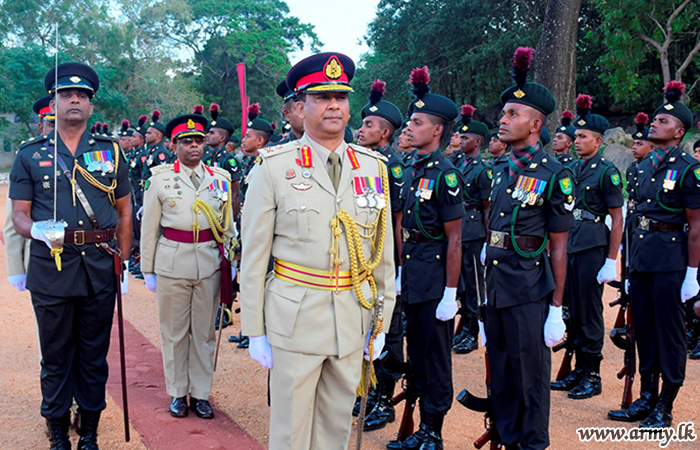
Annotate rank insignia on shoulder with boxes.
[695,168,700,181]
[144,180,151,191]
[487,170,493,180]
[391,166,404,179]
[445,173,458,188]
[610,173,620,186]
[256,156,263,165]
[559,177,573,195]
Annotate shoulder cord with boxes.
[509,172,556,258]
[192,182,232,244]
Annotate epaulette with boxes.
[209,165,231,181]
[150,163,174,177]
[259,140,300,159]
[678,150,699,167]
[17,135,48,151]
[92,133,118,143]
[349,143,388,162]
[539,153,565,175]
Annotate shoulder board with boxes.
[260,141,300,158]
[209,166,231,181]
[678,150,699,166]
[150,164,173,177]
[92,133,118,143]
[349,143,388,162]
[539,154,564,174]
[17,135,48,151]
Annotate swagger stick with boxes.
[355,295,384,450]
[113,252,131,442]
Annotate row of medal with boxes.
[82,150,115,175]
[353,176,385,210]
[209,179,230,202]
[512,175,547,206]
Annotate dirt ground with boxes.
[1,183,698,450]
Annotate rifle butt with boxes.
[474,428,492,449]
[396,399,416,441]
[621,375,635,409]
[555,350,573,381]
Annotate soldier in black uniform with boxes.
[355,78,406,431]
[451,104,491,355]
[551,94,624,400]
[480,47,574,450]
[389,66,463,450]
[10,62,131,450]
[142,110,171,182]
[129,115,149,277]
[608,81,700,428]
[275,80,304,143]
[33,95,55,136]
[552,110,577,170]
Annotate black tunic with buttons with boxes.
[457,153,491,241]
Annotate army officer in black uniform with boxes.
[481,47,574,450]
[10,62,131,450]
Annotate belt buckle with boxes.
[639,217,649,231]
[74,229,85,246]
[489,231,504,249]
[402,229,410,242]
[573,209,581,221]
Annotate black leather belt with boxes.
[64,228,117,245]
[637,216,687,232]
[487,231,543,252]
[573,209,604,222]
[402,229,444,243]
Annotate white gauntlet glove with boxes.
[435,287,458,321]
[30,222,53,250]
[7,274,27,292]
[145,274,157,293]
[480,243,487,266]
[249,335,273,368]
[681,267,699,302]
[543,305,565,347]
[395,266,402,296]
[120,263,129,295]
[364,332,386,361]
[596,258,617,284]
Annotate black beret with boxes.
[344,126,353,143]
[276,80,297,102]
[165,114,208,141]
[500,47,555,116]
[44,62,99,98]
[574,94,608,134]
[410,94,458,121]
[540,127,551,146]
[654,81,693,130]
[287,52,355,94]
[228,134,240,144]
[632,112,651,142]
[361,80,403,130]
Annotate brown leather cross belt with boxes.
[65,228,116,245]
[163,227,215,243]
[636,216,687,233]
[487,230,543,252]
[402,228,443,243]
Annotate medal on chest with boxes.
[353,176,385,210]
[663,169,678,191]
[513,175,547,206]
[83,150,115,175]
[209,179,229,202]
[416,178,435,200]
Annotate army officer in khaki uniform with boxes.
[240,53,396,450]
[141,114,236,419]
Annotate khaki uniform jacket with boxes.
[4,189,30,276]
[240,135,396,358]
[141,162,235,280]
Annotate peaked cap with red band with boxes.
[33,95,54,121]
[286,52,355,94]
[165,114,208,141]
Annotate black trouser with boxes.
[32,281,116,419]
[375,293,404,380]
[630,271,686,384]
[459,239,484,315]
[566,247,607,355]
[485,300,550,450]
[405,299,453,415]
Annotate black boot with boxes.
[76,409,101,450]
[387,404,427,449]
[453,312,478,354]
[352,384,378,417]
[690,339,700,360]
[569,353,602,399]
[608,373,658,422]
[228,331,244,343]
[47,411,71,450]
[364,377,396,431]
[452,313,469,346]
[551,350,584,391]
[236,336,249,349]
[419,413,444,450]
[640,381,681,428]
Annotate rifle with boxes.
[551,305,573,381]
[390,359,417,441]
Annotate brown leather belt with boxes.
[487,230,543,252]
[636,216,687,233]
[65,228,116,245]
[163,227,215,243]
[402,229,443,243]
[464,204,484,213]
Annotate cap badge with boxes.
[247,121,253,127]
[324,57,343,80]
[69,76,82,83]
[211,120,217,126]
[664,104,674,110]
[577,119,586,126]
[369,105,378,112]
[513,89,526,99]
[462,126,468,131]
[415,100,425,108]
[559,126,566,131]
[187,119,195,129]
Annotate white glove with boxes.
[681,267,699,302]
[364,332,386,361]
[30,222,53,250]
[249,335,273,368]
[231,266,237,280]
[436,287,458,321]
[137,206,144,220]
[596,258,617,284]
[480,243,486,266]
[544,305,565,347]
[145,274,157,293]
[120,264,129,295]
[395,266,402,296]
[7,274,26,292]
[478,320,487,347]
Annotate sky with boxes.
[284,0,380,65]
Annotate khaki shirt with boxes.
[141,161,235,280]
[3,189,30,277]
[240,134,396,358]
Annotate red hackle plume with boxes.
[461,104,475,125]
[90,125,96,133]
[369,79,387,105]
[511,47,535,88]
[248,103,260,120]
[95,122,102,130]
[561,110,575,126]
[664,80,686,104]
[271,122,277,131]
[193,104,204,114]
[408,66,431,99]
[138,115,148,127]
[102,123,109,134]
[576,94,592,117]
[635,112,649,132]
[209,103,220,121]
[151,110,161,122]
[120,120,129,133]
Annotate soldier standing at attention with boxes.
[552,111,577,170]
[140,113,236,419]
[206,103,241,220]
[551,94,624,399]
[388,66,463,450]
[481,47,574,450]
[609,81,700,427]
[355,79,406,431]
[452,104,491,355]
[142,110,171,183]
[10,62,132,450]
[240,52,395,450]
[275,79,304,143]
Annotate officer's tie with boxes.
[329,152,341,191]
[190,171,200,189]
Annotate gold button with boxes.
[647,199,651,203]
[664,189,668,193]
[436,255,440,260]
[651,178,655,182]
[506,189,512,194]
[44,175,49,180]
[300,205,307,211]
[542,158,548,163]
[672,237,676,242]
[81,251,86,256]
[411,187,415,191]
[639,235,644,239]
[336,198,341,204]
[467,183,471,187]
[408,210,411,214]
[196,244,201,248]
[406,254,411,259]
[493,260,499,266]
[196,193,200,196]
[78,220,84,226]
[500,212,505,217]
[470,215,475,219]
[586,186,590,190]
[535,261,540,266]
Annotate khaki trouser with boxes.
[157,272,220,399]
[269,346,364,450]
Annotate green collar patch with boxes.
[559,177,573,195]
[392,165,404,179]
[144,180,151,191]
[445,172,458,188]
